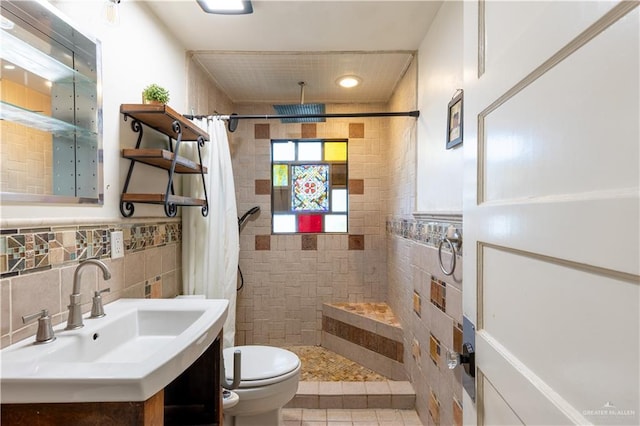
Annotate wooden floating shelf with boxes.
[122,149,207,174]
[119,103,209,217]
[120,104,209,141]
[121,193,206,207]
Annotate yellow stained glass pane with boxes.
[324,142,347,161]
[273,164,288,186]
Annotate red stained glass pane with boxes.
[297,214,322,233]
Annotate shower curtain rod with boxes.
[184,110,420,132]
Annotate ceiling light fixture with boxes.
[337,75,362,88]
[197,0,253,15]
[103,0,121,26]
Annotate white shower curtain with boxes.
[182,118,239,349]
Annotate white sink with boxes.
[0,298,228,403]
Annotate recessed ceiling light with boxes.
[197,0,253,14]
[337,75,361,88]
[3,64,16,70]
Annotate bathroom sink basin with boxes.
[0,298,228,403]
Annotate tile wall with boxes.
[0,219,182,348]
[321,302,406,381]
[387,219,464,426]
[386,59,464,426]
[230,103,390,346]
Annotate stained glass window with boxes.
[272,141,295,161]
[298,214,322,233]
[332,189,347,212]
[271,139,348,234]
[298,142,322,161]
[273,214,296,233]
[273,164,289,186]
[273,164,288,186]
[292,165,329,211]
[324,142,347,161]
[325,214,348,233]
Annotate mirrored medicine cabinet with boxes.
[0,0,103,204]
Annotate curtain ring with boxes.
[438,238,457,276]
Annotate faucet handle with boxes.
[90,288,110,318]
[22,309,56,344]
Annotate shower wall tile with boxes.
[430,276,446,312]
[301,123,317,138]
[348,235,365,250]
[388,221,464,426]
[0,219,183,348]
[412,291,421,317]
[429,390,441,425]
[255,179,271,195]
[453,323,463,353]
[254,123,270,139]
[255,235,271,250]
[232,105,388,348]
[301,235,317,251]
[349,179,364,195]
[349,123,365,138]
[385,59,463,426]
[446,283,463,324]
[453,397,463,426]
[429,334,441,366]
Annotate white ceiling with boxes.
[145,1,443,104]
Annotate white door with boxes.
[463,1,639,425]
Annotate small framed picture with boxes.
[446,90,463,149]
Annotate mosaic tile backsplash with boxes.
[0,222,181,277]
[0,220,182,348]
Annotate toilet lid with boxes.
[223,346,300,382]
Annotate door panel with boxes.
[481,245,639,418]
[479,373,523,425]
[463,1,639,425]
[484,1,618,78]
[483,13,638,203]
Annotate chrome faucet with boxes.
[65,258,112,330]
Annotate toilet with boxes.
[222,345,300,426]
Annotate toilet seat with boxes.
[223,346,300,388]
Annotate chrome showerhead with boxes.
[273,82,326,123]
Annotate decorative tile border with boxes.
[429,333,441,366]
[0,221,181,278]
[302,234,317,250]
[412,291,421,317]
[453,322,463,354]
[429,390,441,424]
[386,215,463,255]
[430,276,446,312]
[322,316,404,363]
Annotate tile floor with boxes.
[282,346,424,425]
[283,346,388,381]
[283,408,422,426]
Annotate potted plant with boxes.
[142,83,170,105]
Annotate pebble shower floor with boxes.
[283,346,388,382]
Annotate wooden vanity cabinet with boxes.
[1,332,223,426]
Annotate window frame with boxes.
[270,138,348,234]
